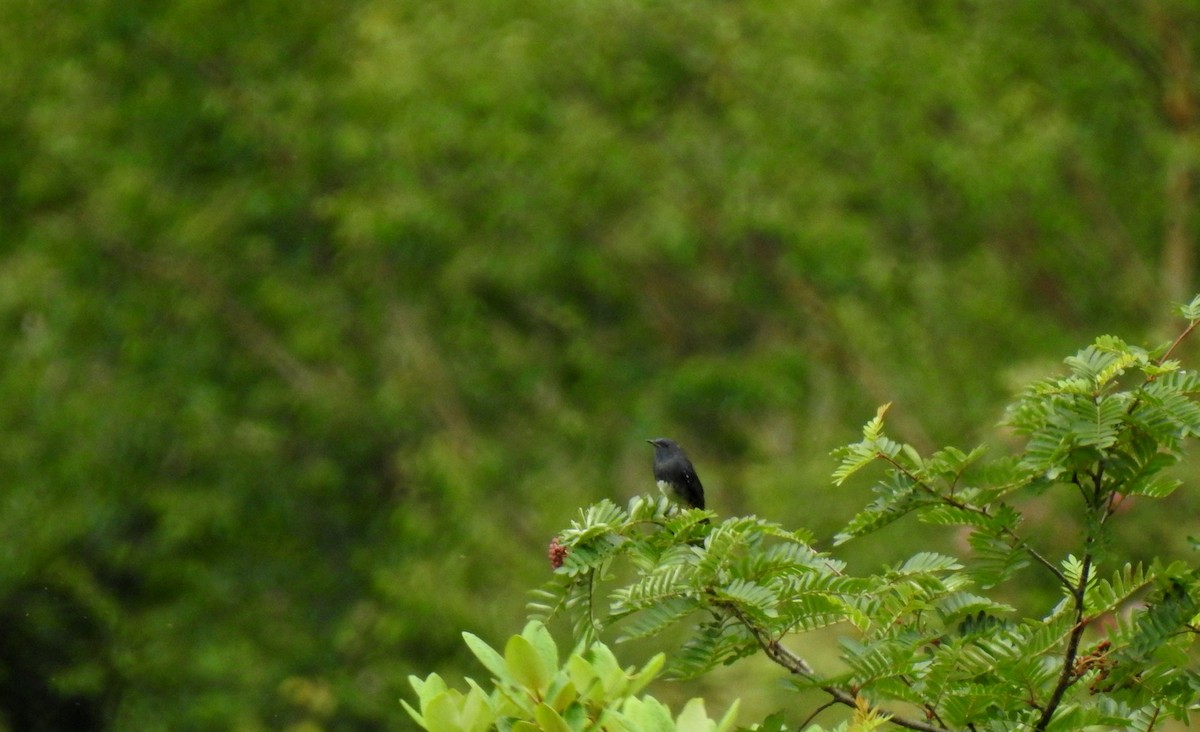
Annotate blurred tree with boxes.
[0,0,1196,728]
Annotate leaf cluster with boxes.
[403,620,739,732]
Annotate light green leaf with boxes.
[522,620,560,679]
[715,699,740,732]
[896,552,962,575]
[422,692,462,732]
[622,696,675,732]
[567,653,600,702]
[463,632,510,682]
[534,702,572,732]
[627,653,665,696]
[676,698,714,732]
[409,673,449,705]
[506,634,550,694]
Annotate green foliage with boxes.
[534,303,1200,731]
[3,0,1199,727]
[403,620,739,732]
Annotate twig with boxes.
[1157,316,1200,367]
[796,699,838,731]
[724,604,949,732]
[1145,704,1161,732]
[879,453,1073,590]
[1034,552,1093,731]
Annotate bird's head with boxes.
[646,437,679,453]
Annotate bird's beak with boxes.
[645,439,655,445]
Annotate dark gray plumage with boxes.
[646,438,705,510]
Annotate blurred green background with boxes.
[2,0,1199,729]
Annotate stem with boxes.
[1034,551,1093,731]
[1157,317,1200,368]
[1145,704,1161,732]
[880,453,1073,590]
[1037,461,1111,728]
[1016,540,1072,589]
[725,604,949,732]
[796,699,838,730]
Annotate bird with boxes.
[646,438,706,510]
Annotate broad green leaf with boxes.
[567,653,601,702]
[463,632,510,683]
[714,699,741,732]
[676,697,714,732]
[534,702,572,732]
[409,673,449,705]
[545,677,578,712]
[622,695,675,732]
[522,620,560,680]
[506,634,550,694]
[627,653,665,696]
[421,692,463,732]
[587,643,626,696]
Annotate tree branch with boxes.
[1157,316,1200,367]
[724,604,949,732]
[1034,552,1093,731]
[879,453,1073,590]
[796,699,838,731]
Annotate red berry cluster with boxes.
[547,537,568,570]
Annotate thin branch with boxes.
[1145,704,1162,732]
[1034,552,1093,731]
[1157,316,1200,367]
[724,605,949,732]
[879,453,1073,590]
[1013,539,1072,589]
[796,699,838,731]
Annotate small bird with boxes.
[646,438,706,510]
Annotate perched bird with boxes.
[646,438,706,510]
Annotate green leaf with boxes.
[400,699,424,727]
[521,620,560,681]
[409,673,449,707]
[627,653,665,696]
[586,642,626,696]
[1060,555,1085,588]
[676,697,723,732]
[616,597,699,643]
[716,579,777,614]
[621,695,676,732]
[505,634,549,694]
[714,699,741,732]
[534,702,572,732]
[832,404,894,486]
[833,490,930,545]
[936,592,1015,624]
[422,691,464,732]
[566,653,600,702]
[895,552,962,575]
[463,632,510,683]
[1069,395,1126,448]
[1178,294,1200,321]
[966,531,1030,589]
